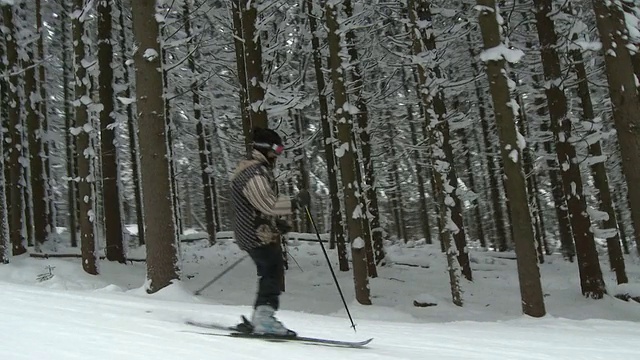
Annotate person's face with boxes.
[266,150,278,166]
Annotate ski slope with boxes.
[1,235,640,359]
[1,281,638,359]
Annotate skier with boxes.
[230,127,310,337]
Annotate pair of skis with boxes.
[184,317,372,348]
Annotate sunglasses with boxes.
[254,142,285,155]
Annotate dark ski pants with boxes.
[247,243,283,310]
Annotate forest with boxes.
[1,0,640,321]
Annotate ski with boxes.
[184,318,372,348]
[227,332,373,348]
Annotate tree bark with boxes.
[73,0,97,275]
[306,0,347,268]
[238,0,267,132]
[2,5,26,256]
[184,0,216,245]
[534,0,606,298]
[35,0,53,233]
[98,0,125,263]
[570,31,627,284]
[476,0,545,317]
[131,0,180,292]
[24,25,48,246]
[592,0,640,256]
[117,0,144,246]
[60,0,78,248]
[467,31,507,252]
[325,0,371,305]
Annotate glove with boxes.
[291,189,311,210]
[276,219,292,234]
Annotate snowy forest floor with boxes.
[1,230,640,359]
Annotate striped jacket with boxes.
[230,150,292,251]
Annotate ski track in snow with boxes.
[1,282,639,359]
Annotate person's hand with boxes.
[291,189,311,210]
[276,219,292,234]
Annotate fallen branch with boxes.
[29,253,146,263]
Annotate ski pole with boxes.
[304,206,357,332]
[194,254,249,295]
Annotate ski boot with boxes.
[251,305,297,337]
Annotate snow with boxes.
[479,44,524,64]
[143,49,159,62]
[1,236,640,359]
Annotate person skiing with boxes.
[230,127,310,337]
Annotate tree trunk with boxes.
[98,0,125,263]
[403,69,432,245]
[325,0,371,305]
[534,0,606,298]
[476,0,545,317]
[0,95,8,263]
[184,0,216,245]
[592,0,640,256]
[24,28,48,246]
[60,0,78,248]
[467,31,507,252]
[343,0,383,272]
[409,0,471,283]
[2,5,26,256]
[238,0,267,131]
[35,0,53,234]
[131,0,180,292]
[570,32,627,284]
[116,0,144,246]
[230,0,252,155]
[306,0,347,269]
[73,0,97,275]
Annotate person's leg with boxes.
[247,243,294,336]
[248,243,282,310]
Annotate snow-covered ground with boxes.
[1,233,640,359]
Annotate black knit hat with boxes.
[252,127,284,155]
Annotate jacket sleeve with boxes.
[243,175,292,216]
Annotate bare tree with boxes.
[131,0,179,292]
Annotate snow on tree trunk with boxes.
[116,0,143,246]
[131,0,180,293]
[2,4,26,256]
[408,0,471,292]
[476,0,545,317]
[35,0,53,233]
[325,0,371,305]
[183,0,216,245]
[534,0,606,299]
[402,68,432,246]
[98,0,125,263]
[306,0,348,269]
[61,0,78,249]
[592,0,640,257]
[73,0,98,275]
[467,31,507,251]
[237,0,267,133]
[0,104,8,263]
[20,1,48,247]
[343,0,383,273]
[568,19,627,284]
